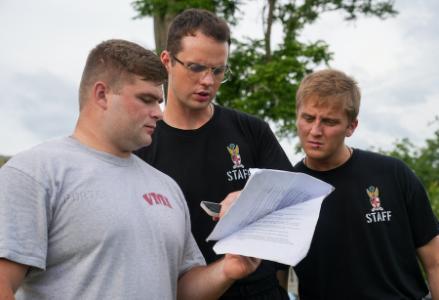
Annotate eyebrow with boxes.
[136,92,163,103]
[300,112,340,122]
[321,117,340,122]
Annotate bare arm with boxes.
[417,235,439,300]
[0,259,28,300]
[177,254,260,300]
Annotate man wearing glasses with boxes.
[135,8,293,300]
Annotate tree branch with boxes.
[264,0,276,60]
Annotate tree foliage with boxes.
[132,0,241,53]
[383,118,439,217]
[132,0,397,137]
[0,155,10,168]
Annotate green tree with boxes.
[0,155,10,168]
[132,0,241,53]
[132,0,397,137]
[383,118,439,217]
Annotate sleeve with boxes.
[0,165,49,270]
[179,232,206,276]
[253,121,294,171]
[175,183,206,276]
[399,161,439,248]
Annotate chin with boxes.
[191,99,211,107]
[304,148,318,157]
[141,140,152,148]
[306,152,325,161]
[134,138,152,150]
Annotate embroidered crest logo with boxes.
[227,143,244,169]
[366,186,383,212]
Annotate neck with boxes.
[73,116,130,158]
[163,99,214,130]
[304,146,352,171]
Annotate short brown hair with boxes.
[166,8,230,56]
[79,39,167,109]
[296,69,361,122]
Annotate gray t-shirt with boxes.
[0,137,205,300]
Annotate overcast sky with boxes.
[1,0,438,163]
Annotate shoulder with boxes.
[353,149,418,182]
[215,105,271,139]
[294,159,306,171]
[132,155,184,194]
[133,156,190,213]
[0,138,72,189]
[355,149,408,169]
[133,154,168,178]
[5,138,68,170]
[216,105,268,126]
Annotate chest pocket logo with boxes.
[366,186,383,212]
[225,143,250,182]
[227,143,244,169]
[365,186,392,223]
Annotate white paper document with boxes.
[206,168,334,266]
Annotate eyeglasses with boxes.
[171,55,231,83]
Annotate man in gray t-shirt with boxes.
[0,39,260,300]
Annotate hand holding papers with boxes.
[206,168,334,266]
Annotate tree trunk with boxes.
[153,12,177,54]
[264,0,276,60]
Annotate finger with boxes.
[219,191,241,218]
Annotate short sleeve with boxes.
[400,162,439,248]
[179,232,206,276]
[173,184,206,276]
[254,121,294,171]
[0,165,49,269]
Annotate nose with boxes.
[151,102,163,121]
[199,69,215,86]
[310,121,322,136]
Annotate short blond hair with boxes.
[296,69,361,122]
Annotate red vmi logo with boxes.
[143,192,173,208]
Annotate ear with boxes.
[161,50,171,71]
[346,119,358,137]
[92,81,109,110]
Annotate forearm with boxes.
[427,267,439,300]
[177,259,234,300]
[417,235,439,300]
[0,259,27,300]
[178,254,260,300]
[0,277,16,300]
